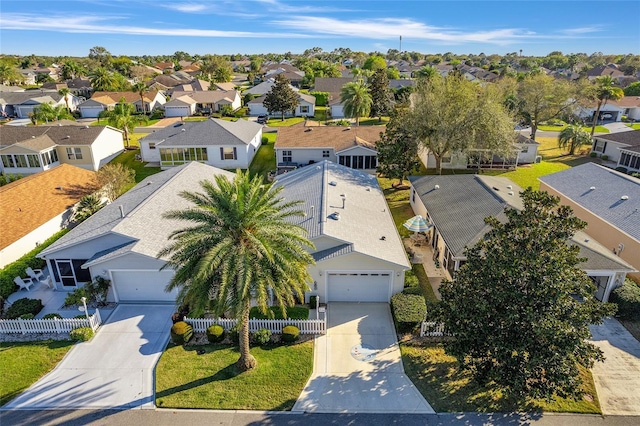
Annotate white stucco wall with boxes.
[88,128,125,170]
[80,105,107,118]
[276,147,336,165]
[592,139,628,163]
[330,105,345,118]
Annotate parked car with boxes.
[602,113,613,119]
[257,115,269,124]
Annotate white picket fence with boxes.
[184,317,326,335]
[420,321,451,337]
[0,309,103,335]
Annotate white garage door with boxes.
[112,270,178,303]
[165,106,191,117]
[327,272,391,302]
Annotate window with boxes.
[300,105,309,114]
[66,147,82,160]
[149,142,156,150]
[282,150,292,162]
[26,154,40,168]
[520,146,529,153]
[364,155,377,169]
[1,155,14,168]
[322,150,330,158]
[14,155,28,168]
[221,147,236,160]
[159,147,208,166]
[593,140,606,153]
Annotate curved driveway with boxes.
[4,304,175,410]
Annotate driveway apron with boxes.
[4,304,175,410]
[293,303,434,413]
[589,317,640,415]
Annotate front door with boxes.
[56,260,77,287]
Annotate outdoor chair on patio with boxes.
[26,267,45,282]
[14,276,34,292]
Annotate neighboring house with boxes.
[169,79,211,94]
[274,161,410,303]
[313,77,356,119]
[261,63,305,87]
[389,79,417,90]
[0,125,125,174]
[591,130,640,170]
[212,82,236,91]
[274,124,383,172]
[139,118,262,169]
[244,79,299,97]
[154,62,175,72]
[65,77,94,99]
[419,134,540,170]
[37,162,234,299]
[78,91,166,117]
[611,96,640,122]
[539,163,640,282]
[0,90,81,118]
[577,100,626,123]
[586,65,625,81]
[409,173,635,302]
[0,164,97,268]
[247,92,315,117]
[163,90,241,117]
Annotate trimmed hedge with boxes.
[249,306,309,320]
[5,298,43,319]
[391,293,426,333]
[610,280,640,321]
[0,229,69,299]
[170,321,193,345]
[308,295,319,309]
[70,327,94,342]
[206,324,225,343]
[282,325,300,343]
[310,91,329,107]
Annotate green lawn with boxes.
[265,117,305,127]
[377,177,415,238]
[359,117,390,126]
[400,342,601,414]
[248,133,276,181]
[0,340,74,406]
[537,124,609,133]
[155,341,313,410]
[184,117,208,122]
[413,263,439,304]
[627,123,640,130]
[110,134,161,184]
[314,106,327,122]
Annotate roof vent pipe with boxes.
[310,205,314,219]
[341,194,346,209]
[119,205,125,218]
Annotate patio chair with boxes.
[14,276,34,292]
[26,267,45,282]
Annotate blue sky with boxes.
[1,0,638,57]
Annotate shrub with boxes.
[630,172,640,178]
[282,325,300,343]
[589,152,598,158]
[252,328,272,346]
[404,269,419,288]
[229,323,240,345]
[5,298,43,319]
[391,293,426,333]
[308,295,319,309]
[64,287,90,308]
[615,166,628,174]
[249,306,309,320]
[600,155,609,161]
[206,324,225,343]
[0,229,67,299]
[610,280,640,321]
[43,313,63,319]
[74,314,88,319]
[150,109,164,120]
[310,91,329,106]
[19,313,35,319]
[70,327,94,342]
[170,321,193,345]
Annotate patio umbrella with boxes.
[403,215,432,233]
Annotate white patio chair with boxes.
[26,267,45,282]
[14,276,34,292]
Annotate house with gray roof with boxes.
[274,161,410,303]
[139,118,262,169]
[163,90,241,117]
[247,91,316,118]
[591,129,640,172]
[245,79,299,97]
[38,162,235,301]
[0,89,81,119]
[313,77,356,118]
[539,163,640,283]
[0,125,124,174]
[409,173,635,302]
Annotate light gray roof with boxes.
[245,80,299,96]
[274,161,410,268]
[141,118,262,147]
[40,162,236,262]
[592,130,640,146]
[312,243,353,262]
[572,231,635,272]
[169,90,238,104]
[0,125,119,148]
[248,91,315,106]
[0,90,63,105]
[538,163,640,240]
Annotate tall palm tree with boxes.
[159,171,315,371]
[90,67,117,91]
[132,82,148,114]
[340,80,372,126]
[558,124,591,155]
[101,97,147,147]
[58,88,71,112]
[415,65,438,81]
[590,75,624,136]
[31,103,73,124]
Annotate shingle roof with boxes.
[313,77,356,93]
[141,118,262,147]
[40,162,236,261]
[88,91,160,105]
[0,164,97,250]
[245,80,299,96]
[0,90,63,105]
[593,130,640,146]
[0,125,118,149]
[572,231,635,272]
[312,243,353,262]
[275,125,383,151]
[248,92,315,106]
[169,90,238,104]
[274,161,410,268]
[538,163,640,240]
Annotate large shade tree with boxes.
[375,108,420,186]
[159,171,315,371]
[340,79,372,126]
[409,75,515,174]
[263,74,299,121]
[368,68,393,121]
[438,188,615,401]
[589,75,624,136]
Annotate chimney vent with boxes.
[119,205,125,218]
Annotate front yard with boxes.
[248,133,276,181]
[401,342,601,414]
[155,341,313,410]
[0,340,74,406]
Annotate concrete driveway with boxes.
[4,304,175,410]
[590,317,640,415]
[293,303,434,414]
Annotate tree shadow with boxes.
[155,362,239,399]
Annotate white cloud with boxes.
[162,3,208,13]
[560,26,602,35]
[254,0,352,13]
